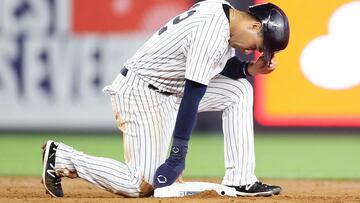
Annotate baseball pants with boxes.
[54,70,257,197]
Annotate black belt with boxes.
[120,67,173,96]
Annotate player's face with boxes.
[238,35,263,55]
[229,22,263,55]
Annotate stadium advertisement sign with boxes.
[0,0,189,130]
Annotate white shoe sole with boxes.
[236,189,280,197]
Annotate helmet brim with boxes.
[263,43,273,65]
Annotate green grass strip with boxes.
[0,133,359,179]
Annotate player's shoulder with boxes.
[191,0,233,22]
[195,0,234,11]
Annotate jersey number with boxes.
[158,4,199,35]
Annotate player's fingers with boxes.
[269,57,276,68]
[263,68,275,74]
[265,65,276,74]
[175,171,184,183]
[268,63,276,70]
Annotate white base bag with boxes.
[154,182,239,197]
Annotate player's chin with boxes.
[229,42,239,49]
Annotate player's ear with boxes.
[250,21,262,33]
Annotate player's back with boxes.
[123,0,232,93]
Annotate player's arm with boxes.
[153,79,206,188]
[160,79,206,167]
[172,79,207,142]
[220,55,276,79]
[247,55,276,76]
[220,56,251,79]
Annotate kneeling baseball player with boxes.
[41,0,289,198]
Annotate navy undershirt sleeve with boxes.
[220,56,251,79]
[172,79,207,141]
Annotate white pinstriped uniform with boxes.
[54,0,258,197]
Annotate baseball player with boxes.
[41,0,289,198]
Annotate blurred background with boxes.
[0,0,359,179]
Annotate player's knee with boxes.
[230,79,253,102]
[112,187,141,198]
[138,180,154,197]
[112,179,154,198]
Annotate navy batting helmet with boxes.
[248,3,290,64]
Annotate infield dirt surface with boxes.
[1,176,360,203]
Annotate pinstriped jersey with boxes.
[123,0,235,94]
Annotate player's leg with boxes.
[198,75,257,186]
[43,137,153,197]
[51,141,152,197]
[47,74,177,197]
[109,83,178,186]
[198,75,281,196]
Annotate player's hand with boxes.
[247,55,276,76]
[175,171,184,183]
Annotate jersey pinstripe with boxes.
[124,0,235,94]
[50,0,259,197]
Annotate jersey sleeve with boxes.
[184,13,229,86]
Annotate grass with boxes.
[0,133,359,179]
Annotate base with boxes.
[154,181,238,197]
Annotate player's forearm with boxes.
[172,79,207,142]
[220,56,251,79]
[152,80,206,189]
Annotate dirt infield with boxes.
[1,177,360,203]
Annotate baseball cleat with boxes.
[229,181,281,197]
[41,140,64,197]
